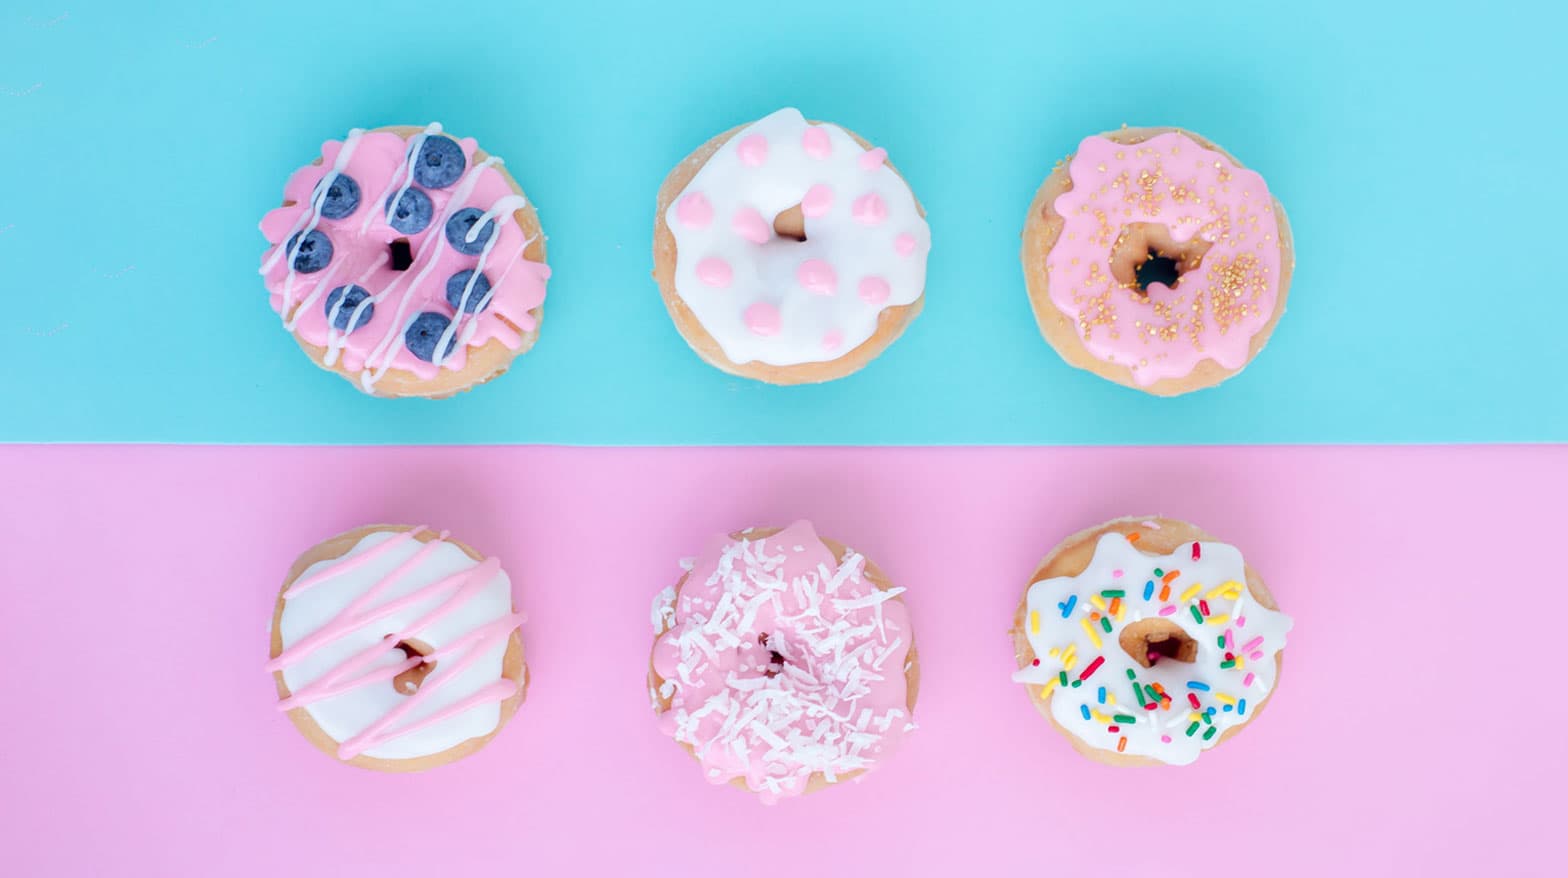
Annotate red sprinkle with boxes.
[1108,725,1120,733]
[1144,701,1158,711]
[1199,599,1211,616]
[1192,542,1201,560]
[1079,656,1105,680]
[1032,659,1040,666]
[1188,693,1202,709]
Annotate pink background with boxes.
[1,445,1562,875]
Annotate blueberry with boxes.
[317,173,361,219]
[445,269,493,313]
[444,207,495,255]
[413,135,466,189]
[323,284,375,332]
[286,230,332,273]
[383,188,433,234]
[404,311,456,362]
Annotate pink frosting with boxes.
[651,521,914,803]
[1046,131,1283,385]
[258,128,549,387]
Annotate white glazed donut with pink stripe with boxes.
[665,108,930,366]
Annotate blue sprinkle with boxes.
[1096,686,1106,704]
[1059,595,1078,618]
[1186,681,1211,691]
[1238,699,1247,715]
[1205,706,1217,716]
[1143,581,1155,600]
[1080,705,1091,721]
[1222,704,1234,712]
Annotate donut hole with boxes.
[1110,223,1212,296]
[759,632,787,677]
[391,637,437,695]
[1119,619,1198,669]
[772,204,807,242]
[388,238,414,271]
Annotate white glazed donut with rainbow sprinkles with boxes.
[1012,516,1292,765]
[653,108,930,384]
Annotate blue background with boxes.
[2,1,1562,445]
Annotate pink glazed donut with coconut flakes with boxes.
[1022,126,1295,396]
[653,108,931,384]
[260,124,550,398]
[648,521,920,802]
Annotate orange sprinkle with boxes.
[1158,584,1171,601]
[1127,532,1141,543]
[1161,569,1181,585]
[1109,597,1122,616]
[1117,736,1128,753]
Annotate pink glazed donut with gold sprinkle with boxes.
[654,108,931,385]
[260,124,550,398]
[1022,127,1295,395]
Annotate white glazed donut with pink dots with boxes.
[662,108,930,371]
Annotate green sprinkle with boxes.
[1154,568,1164,577]
[1070,679,1083,688]
[1220,659,1237,669]
[1186,721,1201,737]
[1112,714,1136,723]
[1202,726,1218,741]
[1125,669,1137,680]
[1216,635,1226,647]
[1201,711,1213,725]
[1100,617,1113,633]
[1102,589,1125,598]
[1058,671,1069,686]
[1190,605,1204,624]
[1134,685,1148,706]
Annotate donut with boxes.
[259,124,550,398]
[653,108,931,384]
[1021,127,1294,395]
[649,520,919,801]
[1010,517,1292,765]
[266,525,527,771]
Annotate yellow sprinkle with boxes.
[1091,709,1111,724]
[1207,614,1230,626]
[1106,693,1116,705]
[1223,589,1242,600]
[1206,584,1231,600]
[1216,694,1238,706]
[1080,617,1102,649]
[1090,594,1108,612]
[1047,647,1060,658]
[1220,580,1243,593]
[1189,712,1203,723]
[1064,653,1078,671]
[1030,610,1040,634]
[1062,644,1077,664]
[1042,677,1058,695]
[1235,656,1246,669]
[1180,583,1203,602]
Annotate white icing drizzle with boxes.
[433,193,529,366]
[1014,532,1292,765]
[665,108,930,367]
[262,128,365,314]
[363,122,442,235]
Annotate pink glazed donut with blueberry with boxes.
[260,124,550,398]
[653,109,931,384]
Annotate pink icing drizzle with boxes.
[267,529,523,761]
[258,128,549,387]
[1046,132,1283,385]
[651,521,914,802]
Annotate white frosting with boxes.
[665,108,930,367]
[1014,532,1292,765]
[277,531,516,760]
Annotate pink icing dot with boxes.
[894,233,917,256]
[737,134,768,167]
[801,126,832,159]
[1161,735,1172,744]
[696,257,732,288]
[852,192,888,225]
[857,276,890,305]
[732,207,770,245]
[797,259,838,295]
[859,147,888,170]
[676,192,712,228]
[744,302,781,336]
[1112,569,1124,578]
[801,184,834,218]
[822,329,843,351]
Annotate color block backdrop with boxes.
[3,0,1564,444]
[2,445,1564,875]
